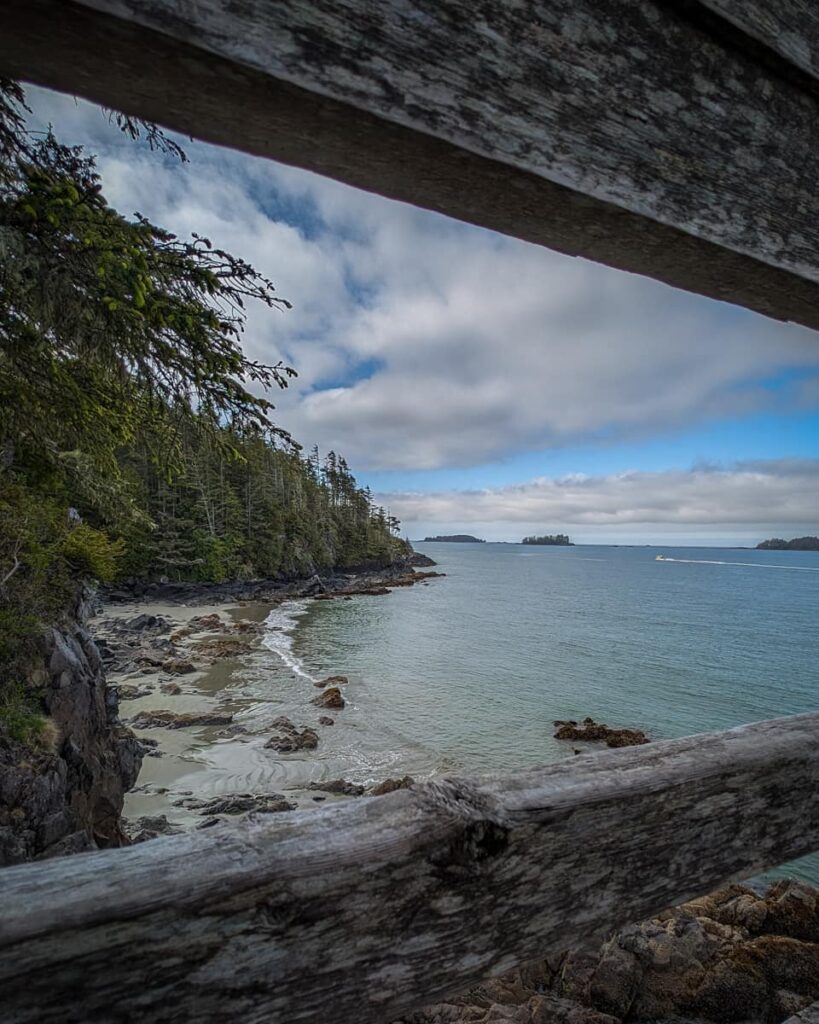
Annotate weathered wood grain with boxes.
[699,1,819,84]
[1,713,818,1022]
[784,1000,819,1024]
[3,0,819,330]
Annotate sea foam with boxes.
[261,601,315,680]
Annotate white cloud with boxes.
[26,87,819,474]
[377,460,819,543]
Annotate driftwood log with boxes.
[3,0,819,329]
[1,713,818,1022]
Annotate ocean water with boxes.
[166,542,819,883]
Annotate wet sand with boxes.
[95,596,399,832]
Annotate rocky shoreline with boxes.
[104,553,441,607]
[4,556,817,1024]
[0,558,441,861]
[395,881,819,1024]
[92,559,443,838]
[0,589,142,865]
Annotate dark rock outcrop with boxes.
[395,880,819,1024]
[123,613,172,634]
[554,717,649,748]
[191,636,253,660]
[129,709,233,730]
[125,814,184,843]
[115,683,153,700]
[311,686,345,710]
[0,596,142,866]
[369,775,414,796]
[307,779,365,797]
[408,552,438,567]
[190,793,295,815]
[103,558,442,607]
[162,658,198,675]
[265,716,319,752]
[188,613,224,631]
[315,674,349,688]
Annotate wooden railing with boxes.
[2,713,818,1022]
[1,4,819,1021]
[4,0,819,330]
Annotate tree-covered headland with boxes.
[756,537,819,551]
[0,81,407,733]
[521,534,573,546]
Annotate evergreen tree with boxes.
[0,81,408,705]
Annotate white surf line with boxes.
[659,557,819,572]
[261,600,316,680]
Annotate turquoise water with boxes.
[283,542,819,883]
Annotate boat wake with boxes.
[657,557,819,572]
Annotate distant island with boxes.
[756,536,819,551]
[522,534,573,546]
[423,534,486,543]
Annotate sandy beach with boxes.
[92,566,440,836]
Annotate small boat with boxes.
[656,554,667,561]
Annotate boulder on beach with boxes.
[134,651,166,668]
[318,716,335,726]
[129,710,233,730]
[265,716,319,752]
[311,687,345,710]
[125,814,184,843]
[115,684,153,701]
[369,775,414,796]
[316,674,349,687]
[307,779,365,797]
[191,636,252,660]
[159,681,182,695]
[553,717,649,748]
[162,658,197,675]
[192,793,295,816]
[124,613,172,634]
[188,613,224,631]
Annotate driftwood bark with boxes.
[3,0,819,330]
[785,1001,819,1024]
[1,713,818,1023]
[699,2,819,83]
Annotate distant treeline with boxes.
[756,536,819,551]
[0,80,407,705]
[423,534,485,543]
[521,534,573,546]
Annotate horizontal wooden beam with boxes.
[2,0,819,330]
[1,713,818,1022]
[698,1,819,84]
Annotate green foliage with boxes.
[120,433,408,582]
[757,536,819,551]
[59,524,125,582]
[0,77,295,527]
[0,680,46,746]
[0,80,408,694]
[521,534,573,546]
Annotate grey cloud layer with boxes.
[32,89,819,472]
[378,461,819,533]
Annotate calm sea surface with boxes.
[177,543,819,884]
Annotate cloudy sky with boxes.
[30,86,819,545]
